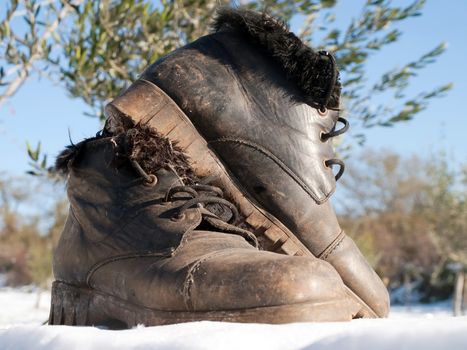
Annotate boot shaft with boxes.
[141,28,340,206]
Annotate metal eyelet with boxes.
[171,212,185,222]
[320,130,328,142]
[318,107,328,117]
[144,174,158,187]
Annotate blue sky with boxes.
[0,0,466,177]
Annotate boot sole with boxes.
[105,79,377,319]
[48,281,356,328]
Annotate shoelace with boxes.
[165,184,239,224]
[317,50,349,182]
[131,159,258,248]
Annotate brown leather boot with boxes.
[49,125,359,328]
[104,8,389,318]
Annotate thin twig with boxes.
[0,0,83,107]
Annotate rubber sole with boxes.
[48,281,356,328]
[105,79,377,319]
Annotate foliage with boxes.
[26,141,56,178]
[339,150,467,301]
[1,0,451,133]
[0,0,452,173]
[0,0,82,107]
[60,0,223,118]
[315,1,452,142]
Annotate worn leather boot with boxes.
[104,8,389,318]
[49,125,359,328]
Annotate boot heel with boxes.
[48,281,90,326]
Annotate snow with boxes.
[0,288,466,350]
[0,287,50,327]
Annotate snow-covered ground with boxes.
[0,287,466,350]
[0,287,51,327]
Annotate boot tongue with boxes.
[204,202,233,222]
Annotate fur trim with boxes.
[56,125,196,184]
[212,8,340,109]
[113,124,196,184]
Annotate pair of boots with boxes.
[49,8,389,328]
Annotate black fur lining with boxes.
[113,124,196,184]
[212,8,340,109]
[55,125,196,184]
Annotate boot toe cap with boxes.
[188,250,353,311]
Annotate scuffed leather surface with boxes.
[142,31,338,205]
[53,138,201,285]
[89,230,350,312]
[211,139,341,255]
[324,236,390,317]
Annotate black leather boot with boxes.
[104,8,389,318]
[49,125,359,328]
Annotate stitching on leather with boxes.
[170,208,203,258]
[318,230,346,261]
[182,250,228,311]
[209,137,330,204]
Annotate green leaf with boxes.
[26,142,41,162]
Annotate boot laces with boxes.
[130,160,258,247]
[165,184,239,225]
[166,182,259,247]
